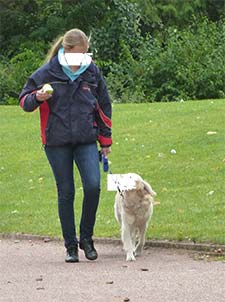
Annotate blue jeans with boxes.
[45,143,100,249]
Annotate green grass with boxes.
[1,100,225,244]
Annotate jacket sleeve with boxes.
[19,77,42,112]
[95,72,112,147]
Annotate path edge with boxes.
[1,232,225,254]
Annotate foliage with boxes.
[147,19,225,101]
[133,0,225,35]
[92,0,143,67]
[106,19,225,102]
[0,0,225,104]
[0,44,44,105]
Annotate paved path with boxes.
[1,239,225,302]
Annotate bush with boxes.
[0,44,44,105]
[106,18,225,102]
[0,15,224,104]
[147,19,225,101]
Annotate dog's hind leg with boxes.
[121,223,136,261]
[131,226,138,255]
[134,226,146,256]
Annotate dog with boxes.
[114,173,156,261]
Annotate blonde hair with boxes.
[46,28,89,62]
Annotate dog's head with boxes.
[126,173,156,197]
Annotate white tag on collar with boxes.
[107,174,137,191]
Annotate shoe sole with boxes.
[79,247,98,260]
[65,259,79,263]
[84,254,98,261]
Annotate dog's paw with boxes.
[134,247,142,257]
[126,252,136,261]
[134,250,141,257]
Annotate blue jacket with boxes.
[19,56,112,147]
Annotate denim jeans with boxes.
[45,142,100,249]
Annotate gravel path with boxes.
[1,238,225,302]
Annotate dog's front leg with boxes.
[121,223,136,261]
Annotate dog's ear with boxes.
[142,180,156,197]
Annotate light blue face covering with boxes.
[58,47,92,81]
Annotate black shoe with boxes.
[79,239,98,261]
[65,246,79,263]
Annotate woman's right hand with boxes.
[36,89,52,102]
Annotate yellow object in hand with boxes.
[42,84,53,94]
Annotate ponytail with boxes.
[45,36,63,62]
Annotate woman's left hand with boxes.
[101,147,111,157]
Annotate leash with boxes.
[108,170,124,197]
[99,151,124,197]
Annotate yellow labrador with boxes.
[114,173,156,261]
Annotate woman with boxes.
[19,29,112,263]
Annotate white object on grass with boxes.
[207,190,214,196]
[170,149,177,154]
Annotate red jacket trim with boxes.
[20,94,27,109]
[97,105,112,128]
[39,101,50,145]
[98,135,112,146]
[19,91,37,111]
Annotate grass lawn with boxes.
[0,100,225,244]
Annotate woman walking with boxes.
[19,28,112,263]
